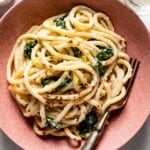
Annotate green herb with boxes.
[97,61,105,76]
[78,111,98,134]
[56,76,72,91]
[96,46,113,61]
[55,13,68,29]
[41,76,59,86]
[95,46,113,76]
[24,40,37,59]
[71,47,81,58]
[46,117,61,129]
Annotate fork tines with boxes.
[126,58,140,98]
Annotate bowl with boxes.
[0,0,150,150]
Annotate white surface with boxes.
[0,0,150,150]
[124,0,150,16]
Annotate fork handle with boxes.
[82,112,109,150]
[82,129,103,150]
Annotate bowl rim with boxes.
[0,0,150,150]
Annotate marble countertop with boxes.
[0,0,149,150]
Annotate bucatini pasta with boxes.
[7,5,132,140]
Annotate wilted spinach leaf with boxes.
[41,76,59,86]
[78,111,98,134]
[56,76,72,91]
[96,46,113,61]
[55,13,68,29]
[46,117,61,129]
[24,40,37,59]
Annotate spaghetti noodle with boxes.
[7,5,132,140]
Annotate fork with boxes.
[82,58,140,150]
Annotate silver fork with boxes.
[82,58,140,150]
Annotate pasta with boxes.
[7,5,132,141]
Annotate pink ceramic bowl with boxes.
[0,0,150,150]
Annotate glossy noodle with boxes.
[7,5,132,140]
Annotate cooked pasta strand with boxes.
[7,5,132,140]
